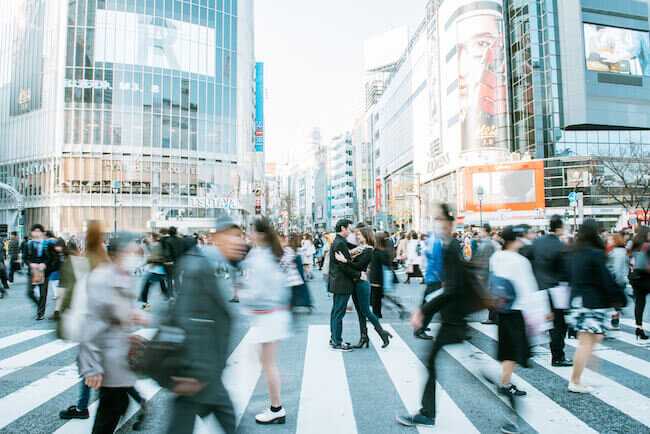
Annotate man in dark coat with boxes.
[24,224,53,320]
[166,216,248,434]
[398,204,470,428]
[529,215,572,367]
[328,219,366,351]
[8,232,21,283]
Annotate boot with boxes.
[377,327,393,348]
[354,328,369,349]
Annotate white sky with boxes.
[254,0,428,163]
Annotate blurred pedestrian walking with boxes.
[628,225,649,340]
[241,218,292,424]
[404,231,424,284]
[165,216,247,434]
[24,224,53,320]
[566,219,626,394]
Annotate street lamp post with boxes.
[111,180,120,235]
[477,185,485,227]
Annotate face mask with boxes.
[121,256,141,276]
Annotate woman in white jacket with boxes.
[489,226,539,400]
[607,233,628,330]
[240,218,291,425]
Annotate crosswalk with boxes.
[0,320,648,433]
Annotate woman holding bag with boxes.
[566,219,626,394]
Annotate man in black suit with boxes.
[24,224,53,320]
[167,216,248,434]
[398,204,470,428]
[328,219,366,351]
[529,215,572,367]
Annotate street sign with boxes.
[568,192,577,203]
[630,219,637,225]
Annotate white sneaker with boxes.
[568,382,593,394]
[255,407,286,425]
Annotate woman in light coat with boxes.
[404,231,423,284]
[78,233,149,434]
[300,234,315,280]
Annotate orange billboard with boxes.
[459,160,545,213]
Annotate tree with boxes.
[594,143,650,225]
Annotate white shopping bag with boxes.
[522,290,553,346]
[549,283,571,309]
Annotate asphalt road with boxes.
[0,268,648,434]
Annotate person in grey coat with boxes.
[78,234,149,434]
[166,217,248,434]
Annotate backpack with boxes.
[462,260,491,313]
[59,256,91,342]
[487,272,516,313]
[631,243,650,273]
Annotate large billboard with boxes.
[458,160,545,213]
[9,0,44,116]
[584,23,650,76]
[255,62,264,152]
[94,10,216,76]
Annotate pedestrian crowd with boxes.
[0,205,648,434]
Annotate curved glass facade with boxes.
[0,0,255,234]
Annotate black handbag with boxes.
[129,325,187,389]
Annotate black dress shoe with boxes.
[552,359,573,367]
[59,405,90,420]
[36,314,44,321]
[414,331,433,340]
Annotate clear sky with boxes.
[254,0,428,163]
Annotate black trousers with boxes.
[8,259,20,282]
[420,323,465,419]
[0,263,9,289]
[549,306,568,362]
[167,395,236,434]
[92,387,130,434]
[632,281,649,326]
[370,285,383,318]
[421,282,442,330]
[26,276,49,317]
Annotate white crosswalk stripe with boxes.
[0,330,53,350]
[0,322,649,433]
[470,322,650,427]
[297,325,357,434]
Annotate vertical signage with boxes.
[375,178,382,213]
[255,62,264,152]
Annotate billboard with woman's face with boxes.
[437,0,509,155]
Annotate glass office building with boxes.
[0,0,256,234]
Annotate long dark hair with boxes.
[575,219,605,251]
[359,227,376,248]
[630,225,649,254]
[375,231,387,252]
[253,218,283,260]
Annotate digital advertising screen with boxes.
[584,23,650,76]
[459,160,545,213]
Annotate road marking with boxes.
[0,363,79,429]
[564,339,650,379]
[296,325,357,434]
[470,322,650,427]
[0,330,53,350]
[442,338,596,433]
[369,325,479,433]
[0,340,77,378]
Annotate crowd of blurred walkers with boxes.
[0,204,648,434]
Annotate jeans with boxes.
[92,388,130,434]
[139,272,167,303]
[330,293,351,345]
[351,280,382,332]
[77,382,91,411]
[167,394,236,434]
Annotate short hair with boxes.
[335,219,352,233]
[550,215,563,232]
[438,203,454,221]
[168,226,177,236]
[11,231,17,236]
[30,224,45,233]
[45,230,55,238]
[159,227,168,235]
[482,223,491,233]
